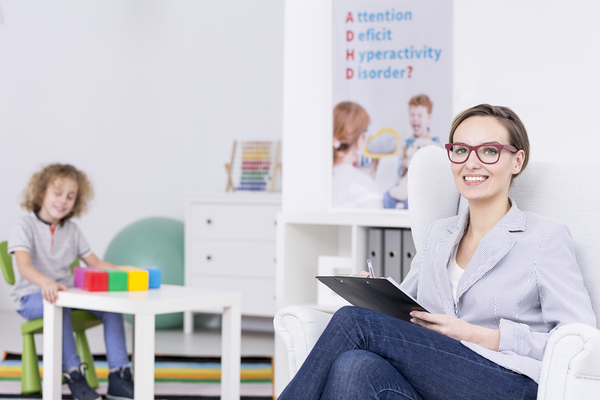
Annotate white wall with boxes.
[452,0,600,162]
[282,0,600,215]
[0,0,283,310]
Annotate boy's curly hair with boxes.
[20,164,94,220]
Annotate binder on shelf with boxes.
[402,229,416,281]
[383,229,402,283]
[367,228,383,278]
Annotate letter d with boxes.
[346,68,354,79]
[346,31,354,42]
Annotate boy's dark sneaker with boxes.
[63,365,101,400]
[107,366,134,399]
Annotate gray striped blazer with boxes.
[400,200,596,383]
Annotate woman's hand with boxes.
[41,281,68,304]
[410,310,500,351]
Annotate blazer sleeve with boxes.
[498,222,596,360]
[399,222,435,299]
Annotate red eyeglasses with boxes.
[444,143,518,164]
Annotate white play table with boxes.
[42,284,241,400]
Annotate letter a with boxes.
[346,31,354,42]
[346,49,354,61]
[346,68,354,79]
[346,12,354,23]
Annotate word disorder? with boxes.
[343,7,443,80]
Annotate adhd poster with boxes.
[331,0,452,210]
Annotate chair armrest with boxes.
[537,323,600,400]
[273,306,333,378]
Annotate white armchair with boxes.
[274,146,600,399]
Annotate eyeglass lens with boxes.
[449,144,501,164]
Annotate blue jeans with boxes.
[18,292,129,372]
[279,306,538,400]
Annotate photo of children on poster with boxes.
[332,0,452,210]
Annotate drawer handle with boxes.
[406,251,413,259]
[206,219,212,224]
[206,255,212,261]
[388,251,396,258]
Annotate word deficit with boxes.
[347,27,393,42]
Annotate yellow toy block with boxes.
[117,266,149,291]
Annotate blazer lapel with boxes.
[456,202,527,301]
[432,212,469,315]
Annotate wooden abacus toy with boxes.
[225,140,281,192]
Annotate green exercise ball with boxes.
[104,217,184,329]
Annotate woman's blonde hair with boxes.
[20,164,94,220]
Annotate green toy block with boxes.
[100,268,128,291]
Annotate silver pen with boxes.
[367,259,375,278]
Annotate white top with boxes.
[447,245,465,303]
[332,164,382,208]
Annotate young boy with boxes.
[9,164,133,400]
[383,94,442,209]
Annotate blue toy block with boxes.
[141,267,162,289]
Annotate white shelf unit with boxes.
[184,193,281,334]
[275,210,411,312]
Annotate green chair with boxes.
[0,241,102,394]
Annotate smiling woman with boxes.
[449,104,530,178]
[444,106,528,276]
[277,104,595,400]
[448,107,526,222]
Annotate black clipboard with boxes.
[316,276,428,322]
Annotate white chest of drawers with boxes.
[184,193,281,333]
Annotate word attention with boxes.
[346,10,413,23]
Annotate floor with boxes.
[0,309,275,359]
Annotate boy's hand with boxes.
[14,251,69,303]
[41,281,68,304]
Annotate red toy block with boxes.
[84,268,108,291]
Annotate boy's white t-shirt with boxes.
[8,212,93,309]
